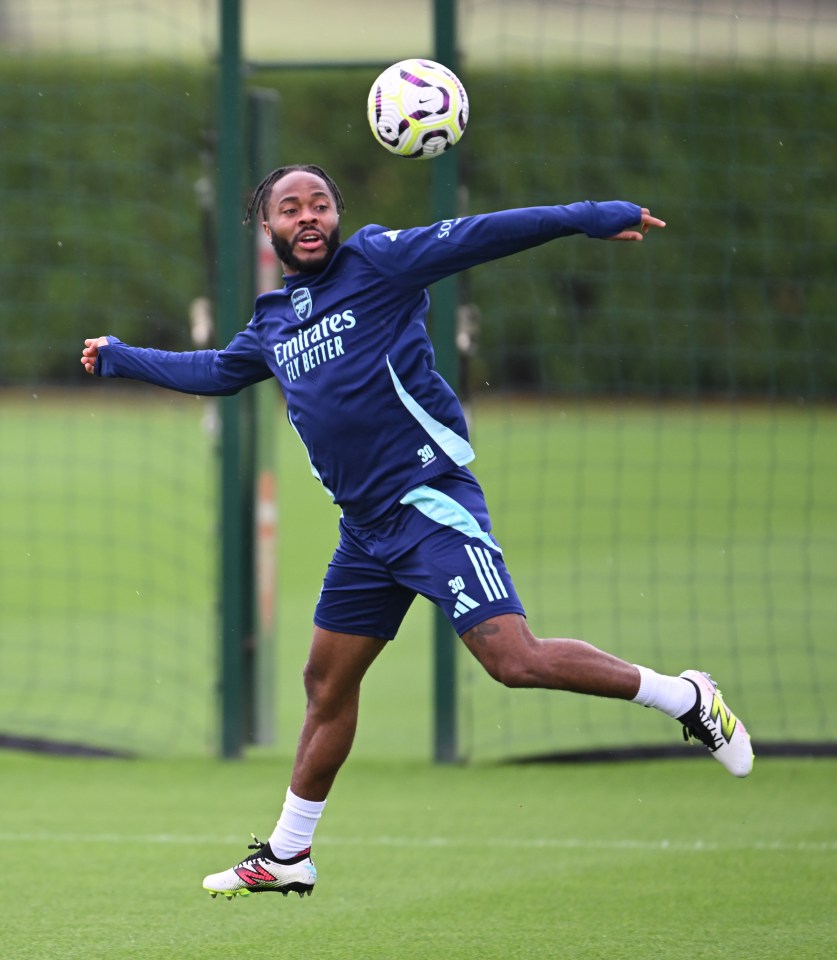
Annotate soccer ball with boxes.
[367,58,469,159]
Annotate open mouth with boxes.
[295,230,325,251]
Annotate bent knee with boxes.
[462,617,543,688]
[302,657,339,704]
[485,656,540,688]
[472,643,542,688]
[301,657,364,720]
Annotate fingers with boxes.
[80,336,108,374]
[640,208,666,232]
[607,209,666,242]
[608,229,644,242]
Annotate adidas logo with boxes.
[452,591,481,619]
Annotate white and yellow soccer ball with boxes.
[367,58,469,159]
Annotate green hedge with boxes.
[1,58,834,396]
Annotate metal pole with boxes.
[217,0,246,758]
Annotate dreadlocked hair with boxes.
[243,164,346,225]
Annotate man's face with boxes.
[262,171,341,275]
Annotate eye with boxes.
[280,206,297,216]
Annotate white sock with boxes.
[268,788,326,860]
[632,665,697,719]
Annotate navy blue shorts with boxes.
[314,468,526,640]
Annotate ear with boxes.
[261,221,272,239]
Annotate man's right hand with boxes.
[80,336,109,374]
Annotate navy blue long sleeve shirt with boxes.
[97,201,641,524]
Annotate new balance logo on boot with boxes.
[203,836,317,900]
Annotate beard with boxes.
[269,225,341,275]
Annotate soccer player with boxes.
[80,164,753,901]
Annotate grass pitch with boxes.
[1,751,834,960]
[2,392,835,959]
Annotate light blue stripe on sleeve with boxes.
[386,357,475,465]
[400,485,502,554]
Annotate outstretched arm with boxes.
[79,325,273,396]
[607,208,666,241]
[361,201,665,288]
